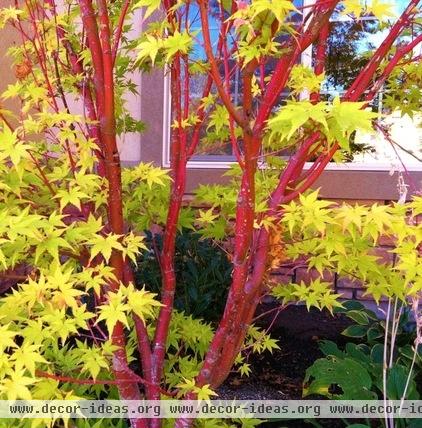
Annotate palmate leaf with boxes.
[0,324,17,351]
[74,340,110,380]
[11,344,48,377]
[136,35,163,65]
[126,284,162,322]
[329,98,378,142]
[31,378,59,400]
[0,125,31,166]
[0,6,23,27]
[122,232,147,263]
[197,207,219,225]
[196,384,218,400]
[55,186,89,210]
[249,0,296,23]
[342,0,366,17]
[97,297,130,335]
[239,362,252,377]
[89,233,125,263]
[34,230,73,264]
[2,82,22,99]
[342,0,395,20]
[163,30,193,61]
[288,65,324,94]
[207,105,230,133]
[197,216,227,240]
[0,369,37,400]
[369,0,396,20]
[267,98,377,150]
[267,102,327,143]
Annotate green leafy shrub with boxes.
[304,301,422,426]
[135,229,232,321]
[269,192,422,307]
[337,300,417,350]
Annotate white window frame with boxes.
[162,0,422,171]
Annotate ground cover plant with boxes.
[0,0,421,427]
[304,301,422,428]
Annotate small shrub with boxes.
[304,300,422,426]
[135,229,232,321]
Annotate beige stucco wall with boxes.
[0,4,142,163]
[0,0,20,121]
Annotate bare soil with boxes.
[217,303,358,428]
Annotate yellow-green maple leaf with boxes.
[126,284,162,322]
[55,187,89,210]
[342,0,364,16]
[89,233,124,263]
[0,125,31,166]
[97,291,130,334]
[0,369,37,400]
[133,0,160,19]
[368,0,395,20]
[0,324,17,351]
[11,344,48,376]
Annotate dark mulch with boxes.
[217,303,352,400]
[217,303,358,428]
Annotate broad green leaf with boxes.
[304,357,374,399]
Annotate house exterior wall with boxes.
[0,1,20,121]
[139,72,422,200]
[0,2,143,164]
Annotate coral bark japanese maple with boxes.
[0,0,421,427]
[155,0,421,398]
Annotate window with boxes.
[162,0,422,173]
[319,1,422,171]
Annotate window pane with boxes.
[184,0,303,160]
[172,0,422,168]
[322,19,379,92]
[353,113,422,168]
[320,17,422,168]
